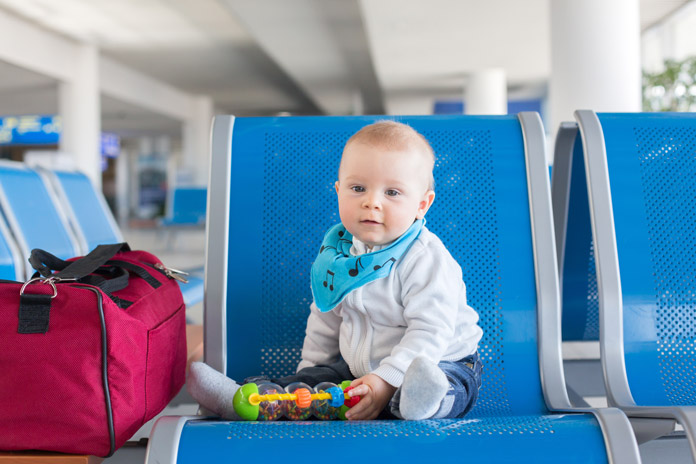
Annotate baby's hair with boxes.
[343,120,435,191]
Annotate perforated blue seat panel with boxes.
[54,170,121,251]
[599,112,696,406]
[177,415,607,463]
[561,135,599,341]
[0,166,78,261]
[227,115,541,417]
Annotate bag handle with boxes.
[80,267,131,295]
[29,243,131,281]
[19,244,133,335]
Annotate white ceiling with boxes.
[0,0,690,137]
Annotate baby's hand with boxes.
[344,374,396,420]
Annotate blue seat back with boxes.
[597,112,696,406]
[0,162,80,277]
[0,213,22,281]
[47,169,123,252]
[558,134,600,341]
[167,187,207,225]
[214,115,548,417]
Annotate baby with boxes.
[189,120,483,420]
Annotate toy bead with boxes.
[294,388,312,408]
[313,382,341,420]
[285,382,313,420]
[256,383,285,421]
[233,383,261,421]
[326,386,345,408]
[343,386,360,408]
[339,380,352,390]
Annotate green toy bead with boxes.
[339,380,352,390]
[338,380,354,420]
[233,383,260,421]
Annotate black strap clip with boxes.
[17,277,62,334]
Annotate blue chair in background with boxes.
[0,161,82,279]
[37,167,124,254]
[37,166,204,308]
[146,113,640,463]
[160,187,207,249]
[161,187,207,228]
[561,110,696,455]
[0,210,24,281]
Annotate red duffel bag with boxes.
[0,243,187,457]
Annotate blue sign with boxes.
[0,115,61,145]
[101,132,120,158]
[433,98,544,119]
[0,115,121,162]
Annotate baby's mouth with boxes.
[361,219,381,225]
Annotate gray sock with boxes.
[399,357,449,420]
[186,362,242,420]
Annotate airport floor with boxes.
[101,226,692,463]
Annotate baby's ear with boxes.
[335,181,340,194]
[416,190,436,219]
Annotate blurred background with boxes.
[0,0,694,229]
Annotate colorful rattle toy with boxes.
[233,380,360,421]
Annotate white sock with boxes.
[186,362,242,420]
[399,357,449,420]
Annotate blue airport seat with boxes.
[160,186,207,252]
[551,122,600,341]
[178,266,204,309]
[0,161,81,279]
[0,210,24,281]
[566,110,696,456]
[161,187,207,227]
[38,167,204,308]
[38,167,124,253]
[146,114,640,463]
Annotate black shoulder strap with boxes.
[29,244,130,280]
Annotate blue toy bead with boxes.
[327,386,345,408]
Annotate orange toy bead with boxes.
[294,388,312,409]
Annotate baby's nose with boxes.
[362,193,381,209]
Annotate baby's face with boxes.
[335,142,435,248]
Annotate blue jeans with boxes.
[246,352,483,420]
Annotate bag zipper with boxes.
[152,263,189,284]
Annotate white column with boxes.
[58,43,101,188]
[115,146,130,227]
[549,0,641,136]
[182,96,214,186]
[385,95,433,115]
[465,68,508,115]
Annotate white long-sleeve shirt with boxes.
[298,226,483,388]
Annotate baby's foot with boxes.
[186,362,242,420]
[399,357,449,420]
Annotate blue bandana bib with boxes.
[310,219,425,312]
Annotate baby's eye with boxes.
[385,189,400,197]
[351,186,365,193]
